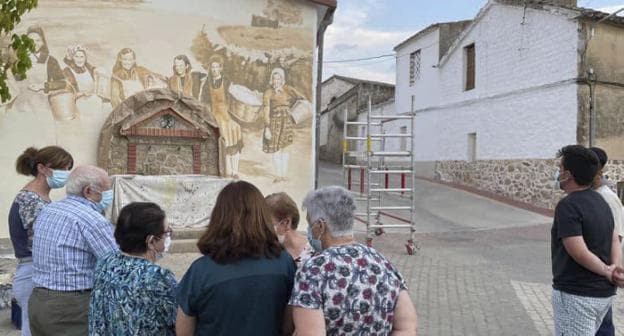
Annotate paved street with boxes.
[0,162,621,335]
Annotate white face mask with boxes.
[151,235,170,261]
[164,236,172,253]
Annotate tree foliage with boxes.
[0,0,38,103]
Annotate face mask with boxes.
[163,236,172,253]
[553,170,569,191]
[47,170,70,189]
[97,189,114,212]
[307,224,323,253]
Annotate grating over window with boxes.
[409,50,421,86]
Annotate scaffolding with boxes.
[342,96,418,255]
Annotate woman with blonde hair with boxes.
[9,146,73,336]
[176,181,295,335]
[265,192,315,268]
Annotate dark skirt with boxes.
[263,105,294,153]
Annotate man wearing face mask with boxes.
[551,145,620,336]
[29,165,118,336]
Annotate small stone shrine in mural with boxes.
[97,89,222,176]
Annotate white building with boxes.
[389,0,624,209]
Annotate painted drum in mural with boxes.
[289,99,312,125]
[229,84,263,126]
[48,89,78,121]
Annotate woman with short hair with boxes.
[265,192,315,268]
[88,202,176,335]
[289,186,418,335]
[176,181,296,336]
[9,146,73,336]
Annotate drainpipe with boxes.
[314,8,334,189]
[588,68,596,147]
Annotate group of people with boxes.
[9,145,418,336]
[551,145,624,336]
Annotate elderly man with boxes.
[289,186,418,335]
[28,165,118,336]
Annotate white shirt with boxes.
[596,185,624,238]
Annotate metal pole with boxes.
[409,95,417,250]
[366,95,372,246]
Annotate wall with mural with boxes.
[0,0,319,237]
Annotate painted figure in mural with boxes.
[168,54,206,100]
[262,67,304,183]
[199,55,243,179]
[110,48,160,108]
[13,26,67,117]
[63,45,96,98]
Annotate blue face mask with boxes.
[307,223,323,253]
[47,170,70,189]
[97,189,114,212]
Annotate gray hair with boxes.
[302,186,356,237]
[66,165,109,195]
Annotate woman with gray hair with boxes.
[289,186,418,335]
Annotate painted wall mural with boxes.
[0,0,318,235]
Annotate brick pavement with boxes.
[0,225,560,336]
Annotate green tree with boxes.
[0,0,38,103]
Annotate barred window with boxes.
[409,50,421,86]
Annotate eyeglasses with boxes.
[154,227,173,240]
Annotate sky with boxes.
[323,0,624,84]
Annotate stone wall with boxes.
[436,159,624,210]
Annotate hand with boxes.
[605,264,616,283]
[28,84,44,92]
[612,265,624,286]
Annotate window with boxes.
[400,126,408,151]
[409,50,421,86]
[467,133,477,162]
[464,44,475,91]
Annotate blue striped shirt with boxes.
[32,195,118,291]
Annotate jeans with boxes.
[12,262,34,336]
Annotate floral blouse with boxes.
[88,252,177,336]
[289,243,407,335]
[294,241,316,269]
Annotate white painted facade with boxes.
[393,2,581,162]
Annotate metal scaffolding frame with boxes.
[342,96,419,255]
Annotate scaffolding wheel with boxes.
[374,228,385,236]
[405,240,418,255]
[366,238,373,247]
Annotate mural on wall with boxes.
[0,0,317,231]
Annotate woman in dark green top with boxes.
[176,181,296,336]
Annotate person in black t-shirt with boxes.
[551,145,620,336]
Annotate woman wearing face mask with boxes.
[89,202,177,335]
[9,146,73,336]
[265,192,315,268]
[289,186,418,335]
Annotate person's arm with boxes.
[611,229,621,268]
[562,236,614,281]
[83,218,118,258]
[391,290,418,336]
[176,307,196,336]
[281,305,294,335]
[292,307,324,336]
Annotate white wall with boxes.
[395,29,440,114]
[395,4,580,161]
[413,84,578,160]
